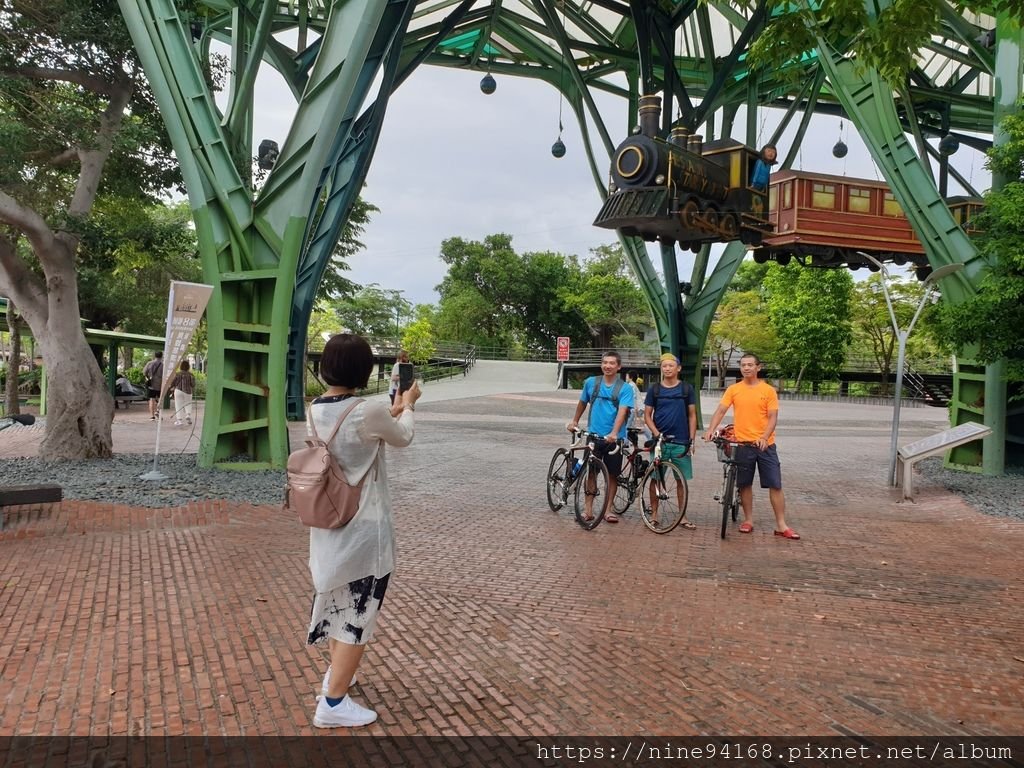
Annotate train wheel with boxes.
[679,199,700,229]
[777,253,791,266]
[720,212,739,239]
[753,250,769,264]
[702,207,719,232]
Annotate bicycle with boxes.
[545,428,615,530]
[638,432,689,534]
[711,426,755,539]
[611,427,648,516]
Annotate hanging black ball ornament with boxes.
[938,133,960,155]
[480,73,496,95]
[551,138,566,158]
[832,140,848,158]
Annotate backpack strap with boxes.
[588,376,625,408]
[307,397,364,443]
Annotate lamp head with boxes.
[923,263,964,285]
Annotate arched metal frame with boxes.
[117,0,1018,473]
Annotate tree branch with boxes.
[5,65,114,96]
[0,190,57,256]
[0,235,48,331]
[63,75,133,236]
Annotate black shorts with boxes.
[593,440,623,477]
[735,444,783,489]
[147,388,160,400]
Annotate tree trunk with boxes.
[37,330,114,459]
[5,298,22,415]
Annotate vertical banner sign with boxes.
[556,336,570,362]
[159,281,214,402]
[141,281,214,482]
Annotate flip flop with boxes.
[738,522,754,533]
[605,513,619,523]
[774,528,800,540]
[679,520,696,530]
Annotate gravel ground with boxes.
[916,456,1024,519]
[0,452,1020,518]
[0,454,286,509]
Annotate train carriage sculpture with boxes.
[754,169,983,280]
[593,95,772,249]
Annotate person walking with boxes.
[644,353,698,529]
[306,333,421,728]
[388,350,409,404]
[624,371,649,443]
[566,351,633,524]
[168,360,195,426]
[703,353,799,540]
[142,351,164,420]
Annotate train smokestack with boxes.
[638,95,662,138]
[669,125,690,147]
[687,134,703,154]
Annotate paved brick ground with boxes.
[1,386,1022,742]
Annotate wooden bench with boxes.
[896,421,992,501]
[0,484,62,529]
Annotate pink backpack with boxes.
[284,398,378,529]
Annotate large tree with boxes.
[763,264,854,389]
[0,0,177,458]
[435,234,590,350]
[561,244,652,348]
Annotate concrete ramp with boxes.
[414,360,557,404]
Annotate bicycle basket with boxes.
[716,441,733,462]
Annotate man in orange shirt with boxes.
[703,353,800,540]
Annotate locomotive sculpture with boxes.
[593,94,772,250]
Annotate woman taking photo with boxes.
[305,333,420,728]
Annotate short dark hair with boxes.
[602,351,621,365]
[319,334,374,388]
[154,351,163,359]
[179,360,190,371]
[740,352,761,365]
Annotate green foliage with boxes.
[401,319,436,365]
[763,263,853,383]
[939,105,1024,384]
[434,237,647,351]
[562,245,652,348]
[745,0,1017,85]
[316,195,379,304]
[327,284,412,339]
[73,198,201,332]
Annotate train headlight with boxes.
[655,174,666,185]
[615,146,644,179]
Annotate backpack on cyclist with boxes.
[646,380,695,404]
[284,398,378,529]
[583,375,625,412]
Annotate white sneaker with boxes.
[320,666,357,697]
[174,421,183,426]
[312,695,377,728]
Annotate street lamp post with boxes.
[856,253,964,486]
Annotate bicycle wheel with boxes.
[546,448,572,512]
[640,461,688,534]
[573,456,609,530]
[720,466,736,539]
[612,461,637,514]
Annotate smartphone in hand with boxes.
[398,362,415,393]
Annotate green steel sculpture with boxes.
[118,1,1018,473]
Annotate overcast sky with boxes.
[251,61,989,307]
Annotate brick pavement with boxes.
[1,386,1022,743]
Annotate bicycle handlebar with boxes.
[568,427,622,455]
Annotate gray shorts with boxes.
[735,444,783,490]
[307,572,391,646]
